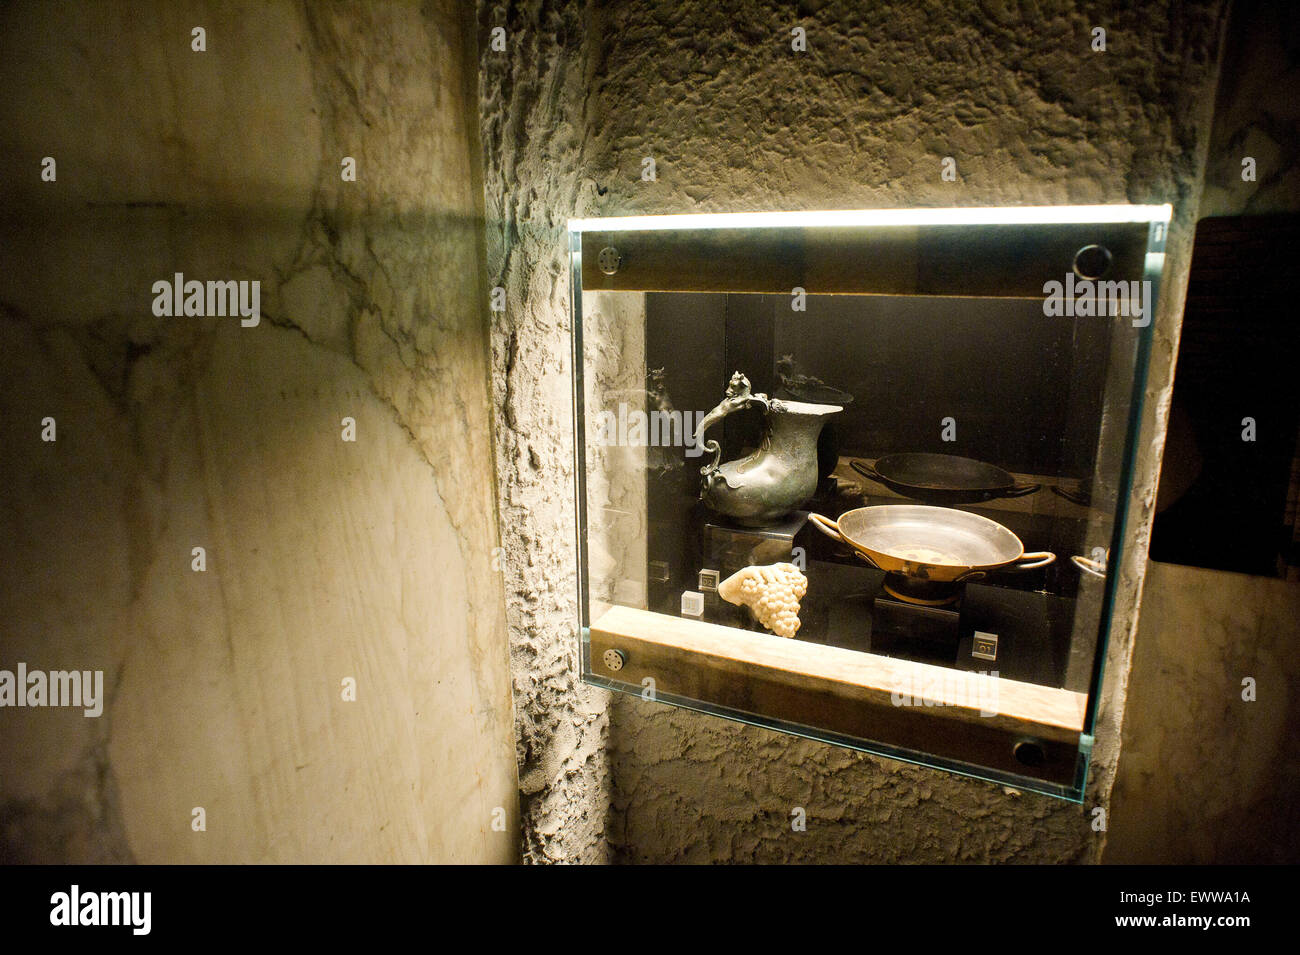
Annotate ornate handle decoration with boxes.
[694,372,770,479]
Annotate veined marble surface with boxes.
[0,0,518,863]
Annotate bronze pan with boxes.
[809,506,1055,584]
[852,453,1040,505]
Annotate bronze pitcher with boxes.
[694,372,842,527]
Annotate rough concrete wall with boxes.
[478,1,613,864]
[0,0,518,863]
[1107,0,1300,863]
[480,0,1229,862]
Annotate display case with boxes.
[568,206,1169,801]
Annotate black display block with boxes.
[701,511,808,581]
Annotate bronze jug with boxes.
[694,372,842,527]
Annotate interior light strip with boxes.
[569,205,1173,232]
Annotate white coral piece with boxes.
[717,562,808,639]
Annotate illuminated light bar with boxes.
[569,205,1173,232]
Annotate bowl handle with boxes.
[809,513,884,570]
[1071,555,1107,578]
[1011,551,1056,570]
[807,512,845,543]
[849,460,884,485]
[1002,482,1042,498]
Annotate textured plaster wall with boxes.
[481,0,1230,863]
[478,4,611,864]
[0,0,518,863]
[1106,0,1300,864]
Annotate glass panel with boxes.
[571,209,1166,800]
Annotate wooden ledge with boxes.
[590,605,1086,785]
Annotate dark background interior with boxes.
[647,291,1112,479]
[1150,214,1300,578]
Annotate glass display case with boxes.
[568,206,1170,800]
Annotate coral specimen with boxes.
[717,562,808,638]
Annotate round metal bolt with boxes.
[597,246,622,275]
[1072,244,1113,280]
[1013,739,1047,768]
[602,648,626,672]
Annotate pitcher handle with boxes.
[694,372,769,478]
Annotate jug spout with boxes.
[770,398,843,418]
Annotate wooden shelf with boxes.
[589,605,1086,786]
